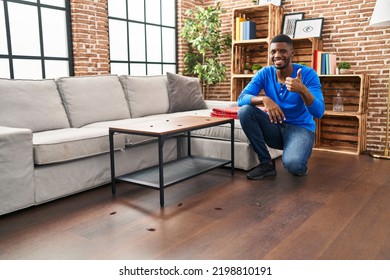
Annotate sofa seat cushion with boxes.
[56,75,130,127]
[119,75,170,118]
[33,128,126,165]
[0,78,70,132]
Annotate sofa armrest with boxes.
[204,100,238,109]
[0,126,35,215]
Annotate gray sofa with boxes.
[0,73,282,216]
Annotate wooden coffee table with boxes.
[109,115,235,207]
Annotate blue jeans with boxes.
[238,105,315,175]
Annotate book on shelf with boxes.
[244,21,256,40]
[235,17,256,41]
[240,21,246,41]
[235,17,245,41]
[313,50,336,75]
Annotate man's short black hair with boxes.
[271,34,293,47]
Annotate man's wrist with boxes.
[251,96,265,106]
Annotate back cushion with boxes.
[166,72,207,113]
[119,75,169,118]
[0,78,70,132]
[56,75,130,127]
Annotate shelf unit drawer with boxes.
[232,4,282,43]
[232,40,269,74]
[314,114,367,155]
[231,76,253,101]
[292,38,323,68]
[319,74,370,114]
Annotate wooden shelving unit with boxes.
[314,74,370,155]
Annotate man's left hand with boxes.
[285,68,303,93]
[285,68,314,106]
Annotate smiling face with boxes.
[269,42,294,70]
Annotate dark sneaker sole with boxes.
[247,170,277,180]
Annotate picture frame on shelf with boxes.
[281,12,304,38]
[258,0,282,6]
[293,18,324,39]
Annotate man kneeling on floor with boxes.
[237,34,325,179]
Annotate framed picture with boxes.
[281,13,304,38]
[258,0,282,6]
[293,18,324,39]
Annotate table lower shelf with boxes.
[116,156,231,189]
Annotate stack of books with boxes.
[313,50,337,75]
[235,17,256,41]
[210,107,239,119]
[210,106,266,119]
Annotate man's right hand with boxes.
[262,96,286,123]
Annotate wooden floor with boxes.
[0,150,389,260]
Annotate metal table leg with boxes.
[158,136,166,207]
[230,119,235,175]
[109,130,116,194]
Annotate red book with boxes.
[313,50,319,72]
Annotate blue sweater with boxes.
[237,64,325,132]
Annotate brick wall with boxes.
[71,0,389,153]
[70,0,110,76]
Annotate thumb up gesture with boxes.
[285,68,303,93]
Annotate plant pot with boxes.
[253,70,258,74]
[244,70,249,74]
[339,68,349,74]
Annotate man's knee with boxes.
[283,157,307,175]
[238,104,251,119]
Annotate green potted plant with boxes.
[244,63,250,74]
[181,2,232,97]
[338,62,351,74]
[252,63,261,74]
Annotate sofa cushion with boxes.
[167,72,207,113]
[56,75,130,127]
[33,128,126,165]
[119,75,170,118]
[0,78,70,132]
